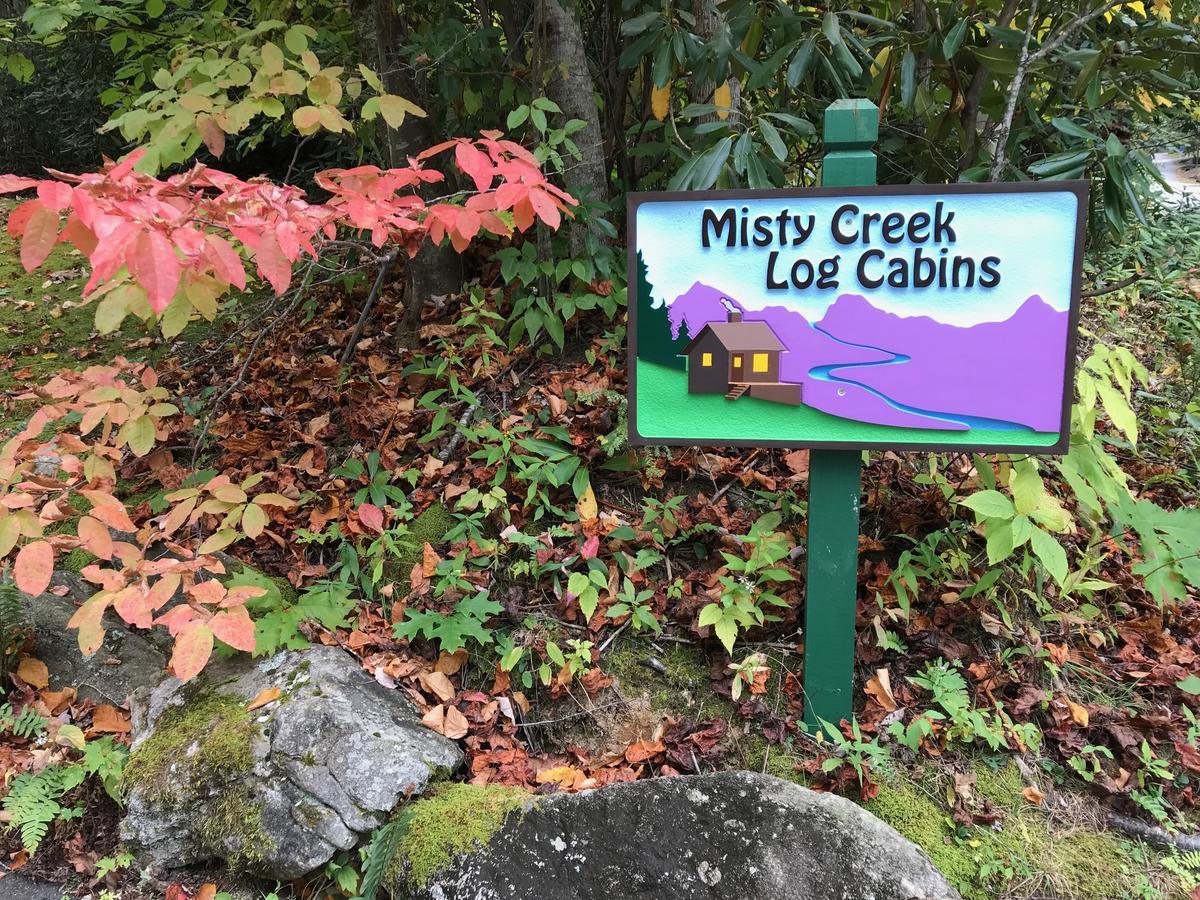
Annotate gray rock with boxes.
[17,572,167,704]
[397,771,960,900]
[0,872,65,900]
[122,645,462,880]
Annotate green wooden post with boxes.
[802,99,878,729]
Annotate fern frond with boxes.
[0,581,26,680]
[358,811,413,900]
[2,765,85,853]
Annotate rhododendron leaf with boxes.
[14,540,54,594]
[20,204,59,272]
[170,620,215,682]
[67,595,109,656]
[77,515,113,560]
[210,608,256,652]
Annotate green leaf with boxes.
[1176,675,1200,695]
[787,35,817,87]
[900,48,916,107]
[959,490,1015,519]
[1050,117,1101,144]
[758,118,787,162]
[942,18,969,61]
[713,614,738,655]
[1010,460,1044,516]
[1029,527,1068,586]
[986,519,1016,565]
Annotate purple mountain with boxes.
[816,294,1068,431]
[666,282,1069,432]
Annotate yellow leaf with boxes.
[1066,697,1089,727]
[56,723,86,751]
[1152,0,1171,19]
[650,84,669,122]
[870,46,890,79]
[16,657,48,689]
[378,93,426,128]
[576,484,598,524]
[713,81,732,120]
[246,686,281,711]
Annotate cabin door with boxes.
[730,354,744,383]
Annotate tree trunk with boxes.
[536,0,608,253]
[351,0,461,335]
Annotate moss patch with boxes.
[195,783,274,872]
[390,783,530,888]
[864,776,980,894]
[393,503,455,591]
[121,693,256,804]
[861,762,1167,900]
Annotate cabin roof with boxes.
[683,320,787,354]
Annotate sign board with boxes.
[627,182,1088,454]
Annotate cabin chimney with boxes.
[727,310,742,323]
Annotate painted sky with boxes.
[635,189,1080,327]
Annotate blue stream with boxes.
[806,324,1032,432]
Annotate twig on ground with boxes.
[1081,273,1141,298]
[190,260,317,466]
[338,248,401,371]
[1107,812,1200,851]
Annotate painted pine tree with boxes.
[635,250,686,370]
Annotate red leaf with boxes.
[169,620,215,682]
[67,596,109,656]
[528,188,561,230]
[197,116,226,158]
[204,234,246,290]
[14,540,54,595]
[77,515,113,560]
[130,229,182,313]
[455,142,494,193]
[20,204,60,271]
[209,608,256,652]
[36,181,73,211]
[358,502,384,532]
[580,534,600,560]
[254,231,292,295]
[79,490,136,532]
[0,175,41,194]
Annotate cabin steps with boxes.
[725,383,750,401]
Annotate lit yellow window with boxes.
[752,353,769,373]
[701,352,713,367]
[732,355,742,367]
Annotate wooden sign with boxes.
[627,182,1088,454]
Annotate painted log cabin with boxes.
[682,307,803,406]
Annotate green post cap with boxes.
[823,99,880,147]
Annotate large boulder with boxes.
[17,572,167,704]
[390,771,960,900]
[121,645,462,880]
